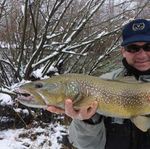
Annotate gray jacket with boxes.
[68,68,150,149]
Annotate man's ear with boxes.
[121,47,126,57]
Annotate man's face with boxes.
[121,42,150,71]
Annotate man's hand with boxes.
[46,99,98,120]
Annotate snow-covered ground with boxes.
[0,93,70,149]
[0,123,68,149]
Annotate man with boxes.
[47,19,150,149]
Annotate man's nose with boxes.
[136,49,148,57]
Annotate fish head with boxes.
[15,79,66,108]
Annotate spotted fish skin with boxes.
[16,73,150,119]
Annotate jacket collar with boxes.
[122,58,150,80]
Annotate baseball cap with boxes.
[121,19,150,46]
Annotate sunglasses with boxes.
[124,43,150,53]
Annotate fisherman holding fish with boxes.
[47,19,150,149]
[15,19,150,149]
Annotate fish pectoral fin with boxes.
[131,115,150,132]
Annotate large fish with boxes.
[15,73,150,131]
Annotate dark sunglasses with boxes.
[124,43,150,53]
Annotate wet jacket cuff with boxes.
[83,113,103,125]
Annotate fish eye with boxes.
[35,82,43,88]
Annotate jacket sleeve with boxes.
[68,119,106,149]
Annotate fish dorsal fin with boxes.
[131,115,150,132]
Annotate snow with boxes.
[14,108,30,116]
[0,41,8,48]
[0,123,68,149]
[21,5,25,15]
[0,65,70,148]
[96,31,106,39]
[0,92,69,149]
[0,93,13,106]
[0,86,69,149]
[0,45,69,148]
[32,51,59,68]
[31,66,58,79]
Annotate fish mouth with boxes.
[18,92,31,97]
[14,89,47,108]
[14,89,34,101]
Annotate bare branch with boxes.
[16,0,29,78]
[24,0,66,79]
[0,0,6,20]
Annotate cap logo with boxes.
[132,22,145,31]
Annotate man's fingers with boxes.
[47,106,65,114]
[47,99,98,120]
[65,99,78,118]
[77,101,98,120]
[87,101,98,117]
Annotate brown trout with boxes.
[15,73,150,131]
